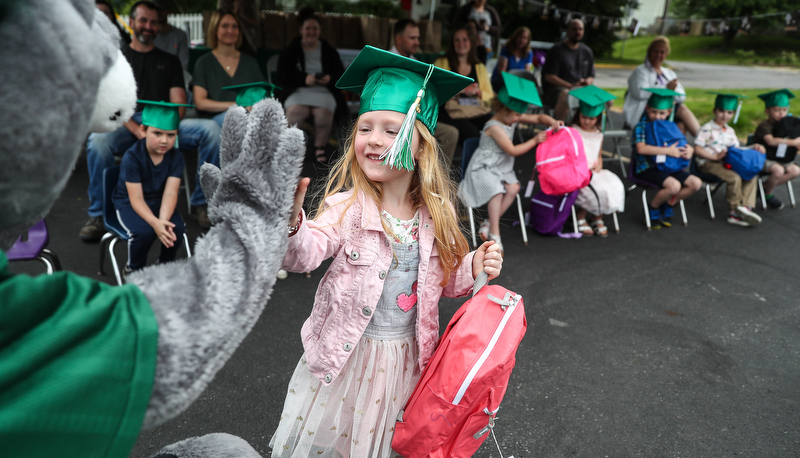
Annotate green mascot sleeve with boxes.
[0,251,158,457]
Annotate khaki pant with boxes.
[698,160,758,212]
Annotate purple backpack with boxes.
[528,190,579,236]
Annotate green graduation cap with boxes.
[498,72,542,114]
[139,100,193,131]
[709,92,748,124]
[757,89,795,108]
[644,87,682,110]
[570,85,616,117]
[336,45,473,170]
[222,82,281,107]
[569,85,617,132]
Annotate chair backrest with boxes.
[6,219,49,260]
[102,166,127,238]
[746,133,755,146]
[266,54,280,86]
[460,137,480,181]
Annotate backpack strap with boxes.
[472,270,489,297]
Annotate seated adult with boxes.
[491,26,534,92]
[152,0,188,73]
[623,36,700,136]
[388,19,460,162]
[277,7,347,163]
[453,0,501,62]
[434,26,495,145]
[192,9,264,126]
[542,19,595,121]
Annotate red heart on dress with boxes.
[396,281,418,312]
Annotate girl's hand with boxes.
[289,177,311,232]
[534,130,548,144]
[473,241,503,280]
[592,160,602,173]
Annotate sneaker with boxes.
[648,208,662,230]
[277,269,288,280]
[736,205,762,226]
[659,202,674,221]
[478,220,490,241]
[191,205,211,229]
[79,216,105,242]
[766,195,784,210]
[727,213,751,227]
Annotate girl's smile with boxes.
[355,111,420,185]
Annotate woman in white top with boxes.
[622,36,700,136]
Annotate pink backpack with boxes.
[535,126,591,195]
[392,273,526,458]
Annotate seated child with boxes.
[459,72,563,252]
[632,88,702,229]
[569,86,625,238]
[754,89,800,210]
[694,93,764,227]
[112,101,189,275]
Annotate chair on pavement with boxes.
[690,157,726,220]
[602,112,631,178]
[627,153,688,230]
[460,137,528,248]
[7,219,62,274]
[747,134,797,209]
[99,166,191,286]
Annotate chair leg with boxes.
[183,233,192,258]
[468,206,477,249]
[98,232,114,275]
[757,178,767,209]
[705,184,715,220]
[641,189,651,231]
[36,256,55,274]
[183,164,192,213]
[570,205,578,234]
[679,199,688,226]
[788,181,796,208]
[515,194,528,246]
[615,138,628,178]
[612,212,620,233]
[41,248,62,271]
[108,237,124,286]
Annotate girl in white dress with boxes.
[569,86,625,237]
[270,46,503,458]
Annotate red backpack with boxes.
[392,273,527,458]
[535,126,591,195]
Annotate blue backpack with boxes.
[724,147,766,181]
[645,120,690,173]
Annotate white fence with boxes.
[119,13,205,44]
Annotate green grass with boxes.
[602,87,781,140]
[609,35,800,68]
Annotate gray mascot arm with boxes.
[127,100,304,429]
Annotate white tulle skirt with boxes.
[575,169,626,215]
[269,336,421,458]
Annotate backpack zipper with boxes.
[452,292,521,405]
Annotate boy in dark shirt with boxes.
[113,101,189,274]
[754,89,800,209]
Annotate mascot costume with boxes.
[0,1,303,456]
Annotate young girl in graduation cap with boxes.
[569,86,625,237]
[113,100,191,274]
[694,92,764,226]
[270,46,504,458]
[459,71,562,252]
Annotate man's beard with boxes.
[135,30,154,45]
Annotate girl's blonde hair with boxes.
[206,9,243,50]
[314,118,469,286]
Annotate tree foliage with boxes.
[670,0,797,20]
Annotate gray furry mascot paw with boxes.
[0,1,304,457]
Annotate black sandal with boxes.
[314,147,327,163]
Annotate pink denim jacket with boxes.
[283,190,477,385]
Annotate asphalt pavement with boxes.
[10,123,799,457]
[594,60,800,89]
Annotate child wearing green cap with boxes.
[632,88,702,228]
[753,89,800,209]
[694,93,765,226]
[459,71,562,249]
[271,46,504,457]
[112,101,188,274]
[569,86,625,237]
